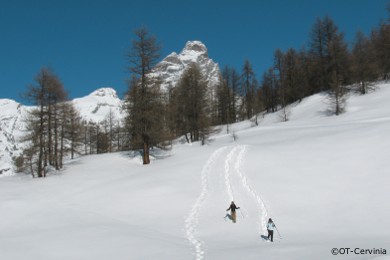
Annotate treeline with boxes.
[122,13,390,165]
[17,68,83,177]
[81,115,129,155]
[17,9,389,173]
[16,68,131,177]
[216,15,390,123]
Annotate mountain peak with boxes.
[72,87,123,123]
[89,88,118,99]
[183,41,208,53]
[151,40,220,92]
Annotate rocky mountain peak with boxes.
[182,41,208,55]
[89,88,119,99]
[151,40,220,92]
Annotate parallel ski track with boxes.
[233,145,269,234]
[224,145,268,234]
[224,146,238,201]
[185,144,270,259]
[184,146,227,260]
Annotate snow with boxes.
[0,88,124,177]
[72,87,124,123]
[0,99,30,176]
[1,82,390,259]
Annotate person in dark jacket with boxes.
[226,201,240,223]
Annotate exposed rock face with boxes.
[150,41,221,92]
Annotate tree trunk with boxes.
[38,104,44,178]
[143,142,150,165]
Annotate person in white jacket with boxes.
[266,218,275,242]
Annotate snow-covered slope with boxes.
[1,83,389,259]
[150,41,221,92]
[0,99,30,176]
[0,88,124,177]
[72,87,124,123]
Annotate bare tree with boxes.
[241,60,256,120]
[261,68,278,113]
[61,103,83,161]
[125,27,168,164]
[351,31,378,94]
[21,67,79,177]
[327,25,350,115]
[370,21,390,80]
[219,66,240,130]
[170,64,211,143]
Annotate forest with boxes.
[17,10,390,175]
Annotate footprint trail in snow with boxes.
[234,145,269,234]
[185,145,269,259]
[184,146,227,260]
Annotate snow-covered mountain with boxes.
[0,41,221,176]
[0,99,30,176]
[0,88,124,177]
[150,40,221,92]
[72,87,124,123]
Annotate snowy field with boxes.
[1,83,390,260]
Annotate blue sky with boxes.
[1,0,388,103]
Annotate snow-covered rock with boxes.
[150,40,221,92]
[72,87,124,123]
[0,99,29,176]
[0,88,125,176]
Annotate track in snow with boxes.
[184,146,227,260]
[232,145,268,235]
[223,145,268,233]
[185,145,270,259]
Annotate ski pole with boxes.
[238,208,244,219]
[274,224,282,239]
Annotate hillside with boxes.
[0,99,30,176]
[1,82,389,260]
[0,88,124,177]
[0,40,220,177]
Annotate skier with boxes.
[226,201,240,223]
[266,218,275,242]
